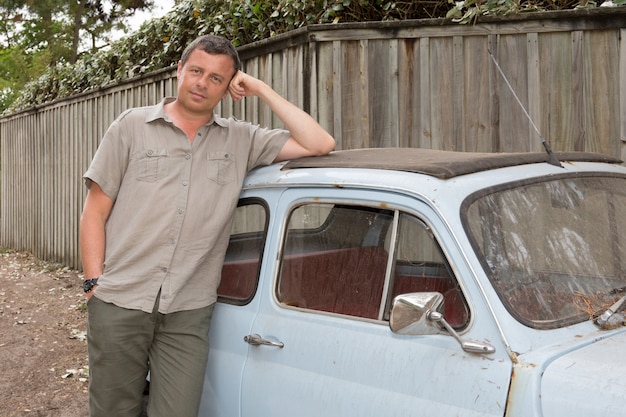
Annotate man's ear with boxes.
[176,60,182,78]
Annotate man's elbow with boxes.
[313,133,335,156]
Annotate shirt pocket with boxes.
[207,152,235,185]
[135,148,168,182]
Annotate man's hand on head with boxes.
[228,71,264,102]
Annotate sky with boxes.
[127,0,176,31]
[110,0,176,41]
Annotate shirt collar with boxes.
[146,97,230,128]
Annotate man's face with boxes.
[176,48,236,116]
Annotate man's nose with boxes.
[196,75,210,88]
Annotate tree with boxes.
[68,0,156,63]
[0,0,153,112]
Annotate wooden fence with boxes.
[1,8,625,269]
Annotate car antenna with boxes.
[487,48,563,168]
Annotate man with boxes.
[79,35,334,417]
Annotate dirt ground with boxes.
[0,249,89,417]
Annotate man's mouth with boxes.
[190,90,206,100]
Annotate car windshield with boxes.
[463,174,626,329]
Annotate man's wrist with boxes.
[82,277,100,293]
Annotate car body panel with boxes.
[540,329,626,416]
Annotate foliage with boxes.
[445,0,625,23]
[2,0,623,114]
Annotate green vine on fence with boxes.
[446,0,624,23]
[4,0,624,115]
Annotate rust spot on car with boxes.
[505,359,538,412]
[505,366,517,410]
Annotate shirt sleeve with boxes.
[245,124,290,171]
[82,111,132,201]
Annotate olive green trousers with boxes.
[87,295,215,417]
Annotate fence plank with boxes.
[621,28,626,162]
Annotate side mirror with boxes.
[389,292,444,335]
[390,292,495,354]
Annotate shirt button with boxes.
[185,154,191,160]
[182,181,188,186]
[161,267,167,273]
[177,208,183,214]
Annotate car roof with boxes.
[282,148,623,179]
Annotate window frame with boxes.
[217,198,270,305]
[274,198,469,328]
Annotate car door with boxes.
[239,187,512,417]
[198,191,282,417]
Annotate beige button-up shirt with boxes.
[84,98,289,313]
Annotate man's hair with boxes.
[180,35,241,74]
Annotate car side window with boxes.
[217,200,268,304]
[276,202,469,326]
[277,203,393,319]
[387,214,469,328]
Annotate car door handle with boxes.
[244,333,284,348]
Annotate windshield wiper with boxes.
[595,296,626,329]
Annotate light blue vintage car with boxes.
[199,148,626,417]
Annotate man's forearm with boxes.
[79,215,106,279]
[79,182,113,280]
[256,82,334,156]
